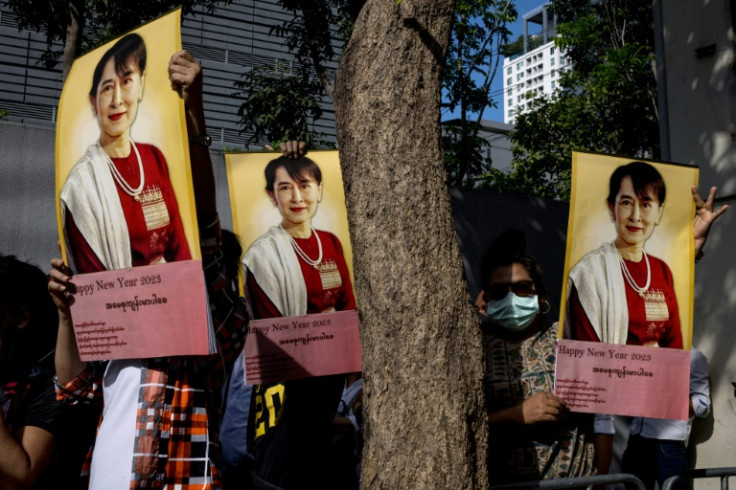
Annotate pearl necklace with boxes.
[284,225,322,269]
[99,139,145,202]
[617,249,651,297]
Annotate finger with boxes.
[264,144,274,151]
[281,140,297,155]
[298,141,307,155]
[691,186,705,208]
[712,204,729,220]
[705,186,718,207]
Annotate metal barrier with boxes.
[662,467,736,490]
[490,473,646,490]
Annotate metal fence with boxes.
[490,473,646,490]
[489,468,736,490]
[663,467,736,490]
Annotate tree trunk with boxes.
[334,1,489,488]
[61,0,85,81]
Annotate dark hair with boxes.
[0,255,58,382]
[264,156,322,192]
[607,161,666,206]
[89,33,147,97]
[479,229,547,298]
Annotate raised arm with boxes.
[692,185,729,258]
[168,50,215,220]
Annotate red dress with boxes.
[568,254,682,348]
[65,143,191,272]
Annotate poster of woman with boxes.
[559,152,697,349]
[226,150,360,383]
[55,9,199,272]
[552,152,696,420]
[227,150,356,304]
[53,10,212,361]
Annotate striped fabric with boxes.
[57,215,249,488]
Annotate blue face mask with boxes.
[486,292,539,331]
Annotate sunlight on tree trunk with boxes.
[334,1,489,488]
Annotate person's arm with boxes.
[567,285,602,342]
[48,257,86,386]
[487,392,568,425]
[594,433,613,475]
[593,413,614,474]
[246,271,283,319]
[689,349,711,418]
[0,413,55,490]
[692,186,729,258]
[65,213,106,273]
[168,50,215,220]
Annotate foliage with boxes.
[442,0,517,188]
[497,0,659,201]
[234,0,364,148]
[499,33,543,58]
[0,109,8,120]
[8,0,224,76]
[235,62,328,148]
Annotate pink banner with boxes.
[554,339,690,420]
[69,260,211,361]
[244,310,361,384]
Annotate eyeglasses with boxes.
[486,280,535,301]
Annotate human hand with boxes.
[48,258,75,316]
[521,392,568,424]
[264,140,308,159]
[692,185,729,256]
[168,50,203,108]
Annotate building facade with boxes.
[501,3,570,125]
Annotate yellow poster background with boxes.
[226,150,355,295]
[559,152,698,349]
[55,9,200,262]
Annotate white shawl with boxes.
[60,144,131,271]
[242,225,307,316]
[566,241,628,345]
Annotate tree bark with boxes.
[334,1,489,488]
[61,0,85,81]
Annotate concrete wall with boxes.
[658,0,736,481]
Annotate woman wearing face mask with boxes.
[478,230,595,483]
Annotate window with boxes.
[508,98,512,107]
[550,46,555,55]
[507,77,512,86]
[551,81,556,89]
[508,109,513,117]
[551,57,555,66]
[517,73,522,81]
[507,66,512,75]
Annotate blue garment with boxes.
[220,353,253,470]
[622,348,710,489]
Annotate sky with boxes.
[441,0,546,123]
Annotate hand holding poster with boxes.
[555,152,697,419]
[54,10,213,360]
